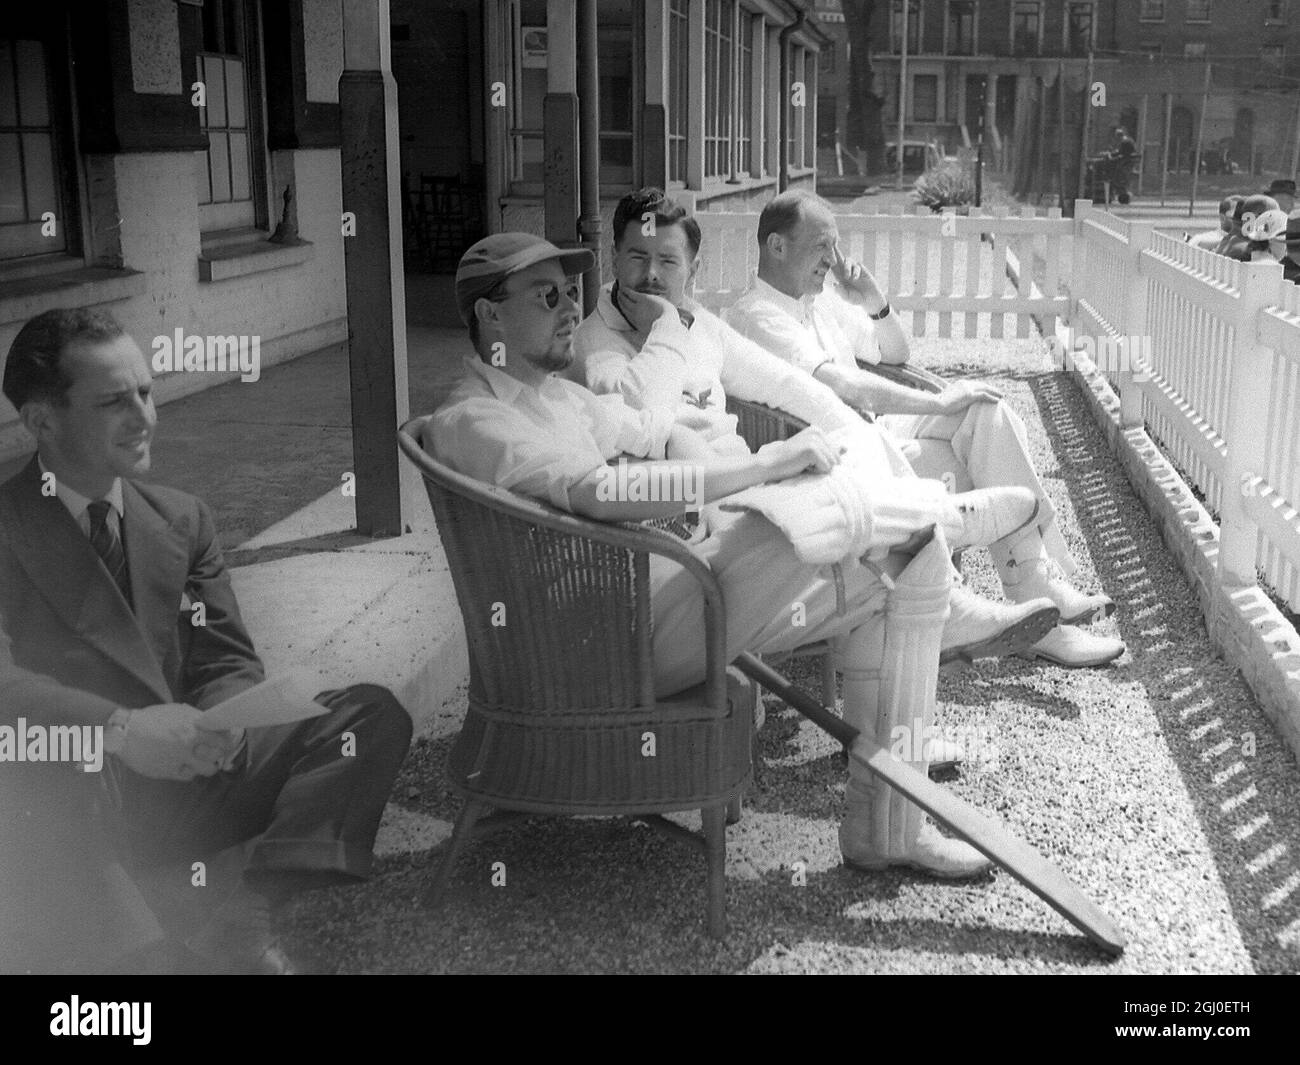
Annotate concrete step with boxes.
[228,472,470,745]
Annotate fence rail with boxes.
[692,200,1300,612]
[1067,200,1300,612]
[694,205,1072,340]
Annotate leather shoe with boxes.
[1018,624,1125,668]
[926,734,964,771]
[946,487,1040,551]
[940,587,1060,664]
[184,886,302,974]
[843,822,993,880]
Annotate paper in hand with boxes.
[200,667,330,730]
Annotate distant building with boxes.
[810,0,1300,191]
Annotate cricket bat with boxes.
[735,651,1126,957]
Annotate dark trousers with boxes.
[1,684,412,973]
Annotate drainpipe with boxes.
[778,6,807,192]
[577,0,602,314]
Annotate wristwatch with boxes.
[103,707,132,756]
[869,301,892,321]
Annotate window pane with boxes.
[0,132,23,222]
[0,44,16,129]
[15,39,48,126]
[229,131,250,200]
[197,146,212,205]
[206,57,227,127]
[891,1,920,53]
[913,75,938,121]
[209,131,231,201]
[225,57,245,127]
[20,131,54,219]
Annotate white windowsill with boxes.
[0,265,148,327]
[198,228,314,283]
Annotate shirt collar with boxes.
[36,455,124,521]
[752,273,814,321]
[461,354,568,404]
[596,283,633,333]
[596,283,700,334]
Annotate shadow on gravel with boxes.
[1028,368,1300,974]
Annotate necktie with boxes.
[87,500,132,608]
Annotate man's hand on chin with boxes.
[616,287,682,334]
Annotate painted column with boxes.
[340,0,410,537]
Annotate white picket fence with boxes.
[1069,200,1300,611]
[694,205,1072,339]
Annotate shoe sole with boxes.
[1058,598,1116,627]
[1017,640,1125,669]
[843,855,994,880]
[939,603,1060,665]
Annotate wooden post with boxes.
[687,0,705,190]
[896,0,908,191]
[1219,258,1286,587]
[340,0,409,537]
[1160,93,1172,208]
[1290,92,1300,181]
[1076,51,1094,203]
[642,0,669,190]
[576,0,601,312]
[1056,64,1066,210]
[1136,93,1149,196]
[544,1,580,251]
[1119,221,1153,430]
[1189,63,1211,219]
[727,0,741,183]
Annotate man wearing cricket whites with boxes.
[568,187,1090,677]
[428,232,1066,879]
[726,189,1125,669]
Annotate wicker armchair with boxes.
[398,418,752,938]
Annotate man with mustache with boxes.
[724,189,1124,669]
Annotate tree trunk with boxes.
[843,0,887,173]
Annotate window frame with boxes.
[945,0,977,57]
[1139,0,1165,22]
[193,0,269,237]
[0,17,82,269]
[1185,0,1211,22]
[1010,0,1042,58]
[890,0,922,55]
[667,0,689,185]
[1064,1,1096,57]
[912,72,939,123]
[703,0,733,181]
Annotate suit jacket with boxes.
[0,457,264,972]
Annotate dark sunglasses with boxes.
[485,279,581,310]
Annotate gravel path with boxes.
[279,331,1300,973]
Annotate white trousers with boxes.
[650,509,895,698]
[882,399,1074,575]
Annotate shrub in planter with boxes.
[913,159,976,211]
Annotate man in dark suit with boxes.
[0,308,413,974]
